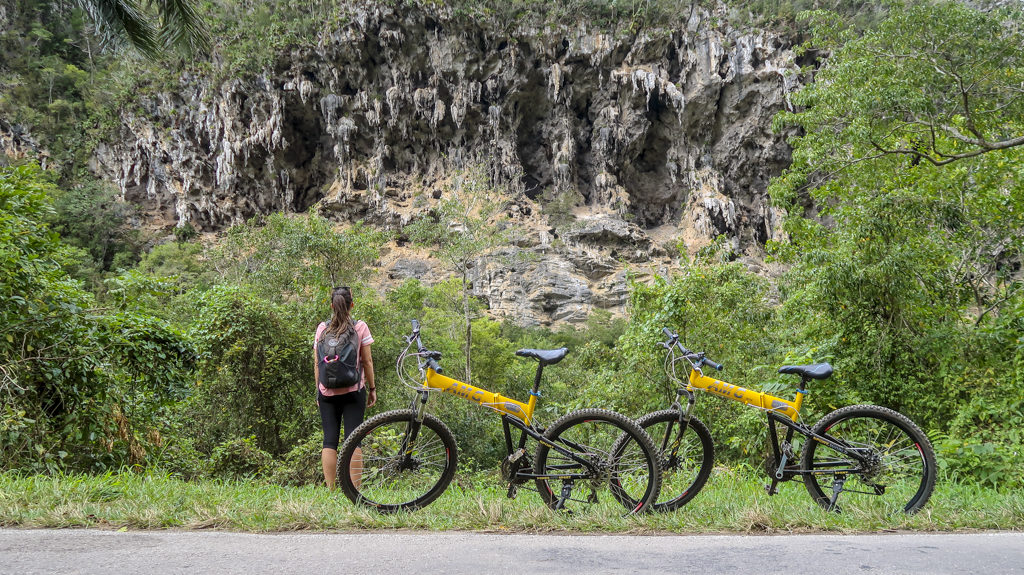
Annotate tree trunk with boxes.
[462,268,472,384]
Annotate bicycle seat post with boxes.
[531,363,545,397]
[514,347,569,403]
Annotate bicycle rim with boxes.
[534,409,660,515]
[803,405,935,514]
[339,410,457,513]
[638,410,714,512]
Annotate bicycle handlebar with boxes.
[409,319,443,374]
[659,327,723,372]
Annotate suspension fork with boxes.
[661,388,695,455]
[400,390,431,456]
[676,388,696,423]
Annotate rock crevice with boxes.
[90,2,800,325]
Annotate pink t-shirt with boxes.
[315,320,373,396]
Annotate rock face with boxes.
[90,1,801,326]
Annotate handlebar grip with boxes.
[704,358,724,371]
[428,358,443,374]
[411,319,420,332]
[662,327,676,338]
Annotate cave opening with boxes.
[620,94,683,227]
[512,68,553,202]
[279,94,328,213]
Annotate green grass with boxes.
[1,469,1021,533]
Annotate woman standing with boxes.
[314,286,376,489]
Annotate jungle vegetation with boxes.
[1,0,1022,495]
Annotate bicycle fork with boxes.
[676,388,696,424]
[398,390,431,464]
[655,388,696,470]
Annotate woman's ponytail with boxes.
[326,286,353,336]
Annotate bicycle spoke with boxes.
[803,406,935,514]
[534,409,660,514]
[631,411,714,512]
[339,410,458,512]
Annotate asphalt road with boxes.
[1,529,1022,574]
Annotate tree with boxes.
[775,2,1024,174]
[769,2,1024,417]
[184,285,308,455]
[406,166,514,384]
[211,212,385,307]
[69,0,210,58]
[1,164,194,472]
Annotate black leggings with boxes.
[317,387,367,450]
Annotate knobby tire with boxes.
[801,404,936,514]
[634,409,714,512]
[337,409,458,513]
[533,408,661,515]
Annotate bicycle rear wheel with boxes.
[338,409,458,513]
[801,404,936,514]
[634,410,714,512]
[533,408,661,515]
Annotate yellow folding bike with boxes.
[336,320,662,513]
[624,327,937,514]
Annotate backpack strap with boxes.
[350,319,361,372]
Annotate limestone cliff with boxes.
[90,1,803,325]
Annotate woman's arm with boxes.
[313,348,321,406]
[361,344,376,407]
[313,323,324,390]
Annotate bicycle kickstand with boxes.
[827,474,847,512]
[554,481,575,511]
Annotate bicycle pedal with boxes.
[764,483,779,496]
[506,484,518,499]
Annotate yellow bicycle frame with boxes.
[424,368,536,425]
[688,368,804,421]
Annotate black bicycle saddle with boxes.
[515,347,569,366]
[778,363,833,380]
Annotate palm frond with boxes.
[151,0,211,55]
[73,0,160,58]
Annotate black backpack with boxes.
[317,321,362,389]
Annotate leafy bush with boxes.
[612,261,784,462]
[148,435,211,480]
[47,179,140,280]
[210,212,385,309]
[1,164,195,473]
[182,285,313,456]
[209,436,276,480]
[269,434,325,486]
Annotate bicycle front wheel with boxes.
[635,410,714,512]
[533,408,661,515]
[801,404,936,514]
[338,409,458,513]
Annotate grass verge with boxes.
[1,469,1021,533]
